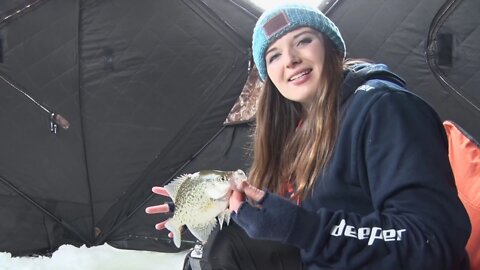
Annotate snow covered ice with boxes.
[0,244,188,270]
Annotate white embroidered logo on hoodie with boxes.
[355,85,375,93]
[330,219,406,245]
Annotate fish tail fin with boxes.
[165,219,182,248]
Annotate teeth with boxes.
[290,70,310,81]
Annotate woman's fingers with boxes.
[152,186,170,197]
[155,220,168,230]
[156,221,182,239]
[229,176,249,192]
[229,190,245,213]
[145,203,170,214]
[155,221,174,239]
[243,183,266,203]
[148,186,175,236]
[228,181,266,213]
[229,178,265,203]
[147,186,173,213]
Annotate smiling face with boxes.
[265,27,326,106]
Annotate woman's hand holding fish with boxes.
[145,186,175,237]
[229,180,299,242]
[229,180,266,213]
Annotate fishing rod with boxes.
[0,0,45,27]
[0,0,68,133]
[0,72,70,134]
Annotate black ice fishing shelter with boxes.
[0,0,259,255]
[0,0,479,257]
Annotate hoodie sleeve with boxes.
[234,90,471,269]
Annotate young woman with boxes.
[147,4,471,269]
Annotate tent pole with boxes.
[0,174,92,246]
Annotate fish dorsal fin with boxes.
[164,174,192,202]
[187,218,217,243]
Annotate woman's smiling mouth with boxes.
[288,69,312,81]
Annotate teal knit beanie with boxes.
[252,4,346,81]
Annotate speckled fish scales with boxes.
[164,169,247,248]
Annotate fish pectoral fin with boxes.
[224,210,231,226]
[217,210,231,230]
[218,212,225,230]
[187,218,217,243]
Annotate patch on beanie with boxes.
[263,12,291,39]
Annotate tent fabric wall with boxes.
[0,0,255,255]
[78,0,249,246]
[105,123,253,252]
[0,0,479,259]
[0,0,88,255]
[330,0,480,141]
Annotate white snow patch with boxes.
[0,244,189,270]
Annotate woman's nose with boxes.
[285,49,301,68]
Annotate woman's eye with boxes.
[297,37,312,46]
[267,53,280,64]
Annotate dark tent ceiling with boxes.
[0,0,478,257]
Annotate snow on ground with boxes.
[0,244,189,270]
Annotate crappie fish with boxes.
[164,169,247,248]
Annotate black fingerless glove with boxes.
[232,192,299,242]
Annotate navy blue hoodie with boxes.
[233,64,471,269]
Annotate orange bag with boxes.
[444,121,480,269]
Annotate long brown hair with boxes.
[249,34,346,199]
